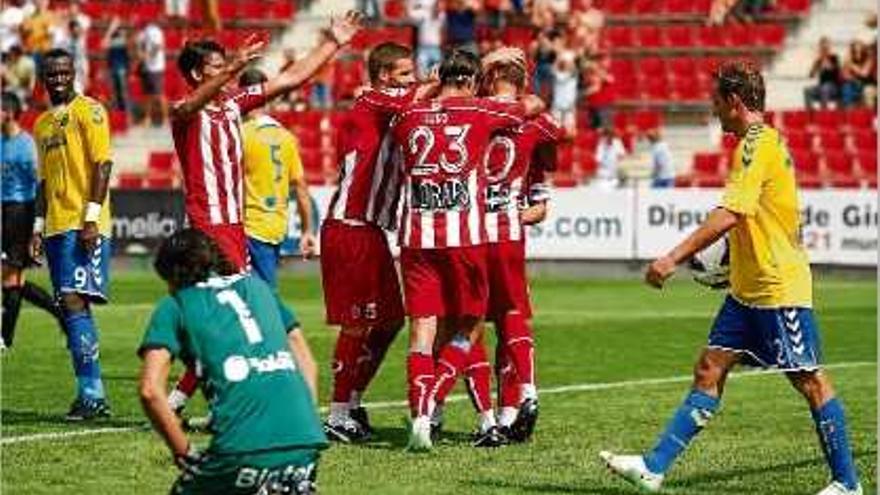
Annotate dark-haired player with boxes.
[1,91,66,349]
[391,49,543,450]
[320,42,423,442]
[139,229,326,495]
[166,12,362,415]
[601,61,862,495]
[31,48,114,419]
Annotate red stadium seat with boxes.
[632,0,661,14]
[670,72,707,101]
[694,174,725,188]
[776,0,811,13]
[781,110,810,130]
[857,150,877,176]
[825,152,859,187]
[601,0,631,14]
[19,110,39,131]
[722,133,739,151]
[662,0,699,14]
[698,56,723,78]
[271,1,296,19]
[146,175,175,190]
[631,110,663,131]
[813,109,846,129]
[579,153,597,176]
[148,151,176,174]
[850,129,877,151]
[845,108,876,128]
[575,130,599,152]
[696,26,724,47]
[117,173,145,190]
[109,110,128,134]
[609,58,636,80]
[638,57,666,79]
[693,152,723,175]
[383,0,405,20]
[784,130,813,150]
[637,26,664,47]
[754,23,787,46]
[818,130,846,151]
[665,25,695,47]
[674,175,694,187]
[642,77,670,101]
[724,23,752,47]
[791,148,821,186]
[667,56,697,78]
[604,26,636,48]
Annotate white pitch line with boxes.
[2,361,874,446]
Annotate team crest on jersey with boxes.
[56,112,69,128]
[411,178,470,211]
[90,106,104,124]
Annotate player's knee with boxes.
[692,357,725,392]
[789,371,835,406]
[60,293,87,313]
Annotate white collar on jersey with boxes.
[254,115,281,128]
[196,273,247,289]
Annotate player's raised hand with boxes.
[645,255,676,289]
[230,33,267,70]
[328,10,363,46]
[300,232,318,260]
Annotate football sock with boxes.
[407,351,435,417]
[644,389,719,474]
[432,336,471,406]
[498,407,519,427]
[496,346,522,410]
[501,312,535,393]
[2,286,24,347]
[172,368,199,405]
[464,342,493,413]
[349,390,363,410]
[64,310,105,400]
[167,388,189,412]
[22,281,64,326]
[329,402,352,423]
[812,398,859,490]
[478,410,497,433]
[331,331,364,405]
[353,323,402,395]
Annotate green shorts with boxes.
[170,448,319,495]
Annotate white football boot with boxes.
[816,481,863,495]
[599,451,664,492]
[407,415,433,452]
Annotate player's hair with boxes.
[1,92,22,117]
[42,47,73,64]
[714,60,765,112]
[367,42,412,84]
[154,229,237,290]
[439,49,481,87]
[238,67,268,87]
[485,62,526,90]
[178,39,225,81]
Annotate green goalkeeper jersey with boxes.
[139,273,327,455]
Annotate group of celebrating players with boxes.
[4,7,865,495]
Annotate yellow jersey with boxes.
[34,94,113,237]
[721,123,812,308]
[242,115,304,244]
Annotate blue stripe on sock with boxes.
[812,398,859,490]
[64,311,106,400]
[644,390,720,474]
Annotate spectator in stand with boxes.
[841,40,874,108]
[594,125,626,189]
[20,0,56,64]
[61,19,88,94]
[359,0,382,20]
[2,45,37,108]
[310,33,334,110]
[65,0,90,34]
[551,50,578,136]
[197,0,222,32]
[483,0,511,31]
[101,17,130,114]
[531,0,569,31]
[0,0,29,53]
[804,37,841,110]
[646,128,675,188]
[531,28,561,104]
[273,48,309,112]
[567,1,603,58]
[707,0,736,26]
[408,0,444,78]
[583,50,614,129]
[445,0,479,55]
[864,41,877,108]
[730,0,772,23]
[164,0,190,25]
[136,21,167,127]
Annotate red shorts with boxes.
[320,220,404,327]
[401,246,488,318]
[195,223,248,272]
[487,240,532,320]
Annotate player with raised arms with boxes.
[391,49,544,450]
[139,229,327,495]
[600,61,862,495]
[165,12,363,417]
[30,48,114,419]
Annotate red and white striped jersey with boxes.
[171,84,266,230]
[392,96,525,249]
[484,111,564,243]
[326,88,415,231]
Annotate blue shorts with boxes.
[708,295,822,371]
[45,231,111,304]
[247,237,280,289]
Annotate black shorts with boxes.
[2,201,35,269]
[140,69,164,96]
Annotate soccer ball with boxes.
[688,236,730,289]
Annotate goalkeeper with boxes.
[138,229,327,495]
[600,61,861,495]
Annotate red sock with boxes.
[501,312,535,387]
[495,344,521,409]
[432,342,469,407]
[331,331,364,404]
[407,352,435,417]
[353,323,402,394]
[464,342,493,413]
[175,368,199,397]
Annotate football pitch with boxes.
[1,270,876,494]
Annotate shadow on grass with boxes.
[1,409,146,430]
[345,426,485,450]
[668,449,877,492]
[462,478,635,494]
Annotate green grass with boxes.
[2,271,876,494]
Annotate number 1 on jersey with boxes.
[217,289,263,344]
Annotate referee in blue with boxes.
[1,91,66,348]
